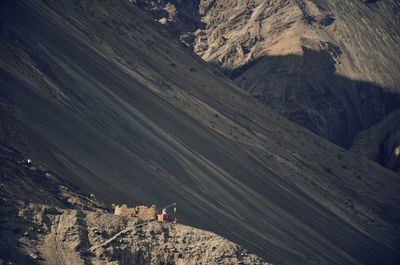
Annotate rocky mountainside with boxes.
[136,0,400,148]
[1,1,400,265]
[351,109,400,173]
[0,144,267,265]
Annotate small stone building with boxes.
[114,204,157,221]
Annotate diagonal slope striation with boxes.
[0,1,399,264]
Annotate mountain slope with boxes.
[1,1,400,265]
[136,0,400,148]
[0,144,267,265]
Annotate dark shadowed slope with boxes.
[1,1,400,265]
[352,110,400,173]
[232,51,400,148]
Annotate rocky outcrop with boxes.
[0,143,108,264]
[136,0,400,148]
[351,110,400,173]
[40,210,268,265]
[0,144,268,265]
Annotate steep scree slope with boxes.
[136,0,400,148]
[1,1,400,265]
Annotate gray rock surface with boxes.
[352,110,400,173]
[136,0,400,147]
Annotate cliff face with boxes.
[1,1,400,265]
[137,0,400,148]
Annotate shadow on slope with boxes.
[351,109,400,173]
[228,47,400,149]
